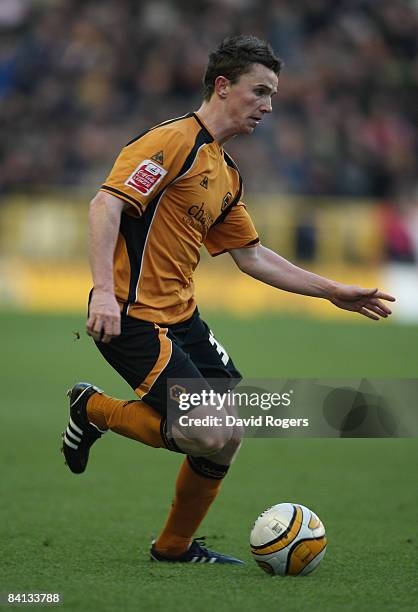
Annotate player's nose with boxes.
[260,98,272,114]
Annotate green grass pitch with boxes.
[1,310,417,611]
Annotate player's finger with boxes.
[370,298,392,314]
[98,323,112,343]
[367,304,389,318]
[93,317,105,335]
[86,314,98,336]
[359,307,379,321]
[100,318,119,342]
[373,291,396,302]
[86,316,106,341]
[100,316,121,343]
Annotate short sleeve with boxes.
[100,127,189,214]
[204,202,259,256]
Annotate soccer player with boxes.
[61,35,395,565]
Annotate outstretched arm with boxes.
[229,244,395,320]
[86,191,125,342]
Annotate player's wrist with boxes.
[321,279,340,301]
[92,286,116,297]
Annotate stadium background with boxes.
[1,1,417,611]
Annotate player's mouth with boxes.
[249,116,262,126]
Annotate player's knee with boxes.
[195,424,234,456]
[199,422,244,456]
[198,424,243,466]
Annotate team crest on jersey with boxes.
[125,160,167,196]
[151,150,164,164]
[221,191,233,211]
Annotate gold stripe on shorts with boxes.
[135,326,172,398]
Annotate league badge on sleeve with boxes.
[125,160,167,196]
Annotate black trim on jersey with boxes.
[125,128,150,147]
[245,237,260,247]
[191,112,214,142]
[119,202,158,314]
[223,150,240,172]
[211,150,243,227]
[125,114,191,147]
[212,176,243,227]
[210,237,260,257]
[101,185,144,214]
[177,127,214,178]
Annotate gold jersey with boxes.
[100,112,259,324]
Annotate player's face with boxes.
[226,63,278,135]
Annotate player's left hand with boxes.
[329,285,396,320]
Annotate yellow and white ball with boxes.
[250,502,327,576]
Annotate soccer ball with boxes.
[250,502,327,576]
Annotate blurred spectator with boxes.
[0,0,416,199]
[379,202,416,263]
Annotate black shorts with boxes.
[95,308,241,416]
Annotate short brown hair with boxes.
[203,35,283,101]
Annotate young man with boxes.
[62,35,395,565]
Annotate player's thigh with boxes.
[94,314,212,419]
[177,313,242,391]
[94,315,162,396]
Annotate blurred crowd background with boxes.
[1,0,416,199]
[0,0,418,296]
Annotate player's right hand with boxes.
[86,289,121,343]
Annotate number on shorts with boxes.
[208,331,229,366]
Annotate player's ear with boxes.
[214,76,230,99]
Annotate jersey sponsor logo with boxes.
[125,160,167,195]
[184,202,213,232]
[200,176,209,189]
[221,191,233,211]
[151,150,164,164]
